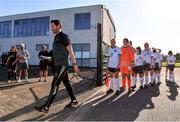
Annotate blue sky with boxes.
[0,0,180,54]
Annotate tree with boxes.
[175,53,180,60]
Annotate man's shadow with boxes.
[0,78,95,121]
[166,80,179,101]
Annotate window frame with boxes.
[74,12,91,30]
[0,20,12,38]
[14,16,50,37]
[72,43,90,67]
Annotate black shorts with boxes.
[133,65,144,74]
[39,61,48,71]
[143,63,151,71]
[168,65,175,72]
[108,67,120,73]
[39,64,48,71]
[154,63,160,71]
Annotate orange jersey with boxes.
[120,46,134,74]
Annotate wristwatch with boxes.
[73,63,77,66]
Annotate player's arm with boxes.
[12,58,18,65]
[107,48,111,68]
[5,57,10,65]
[26,51,30,59]
[118,54,121,67]
[38,52,42,60]
[40,56,52,60]
[12,53,19,65]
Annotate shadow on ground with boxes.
[166,80,179,101]
[68,85,161,121]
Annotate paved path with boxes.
[0,70,99,121]
[66,67,180,121]
[0,68,180,121]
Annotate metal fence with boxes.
[102,41,110,82]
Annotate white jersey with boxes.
[108,46,121,68]
[142,50,153,64]
[17,50,30,63]
[151,52,156,66]
[167,55,176,65]
[154,52,163,66]
[134,54,144,66]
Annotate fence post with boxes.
[96,23,103,86]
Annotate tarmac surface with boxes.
[66,68,180,121]
[0,67,180,121]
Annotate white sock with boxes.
[151,76,154,83]
[135,77,137,86]
[155,74,158,82]
[132,76,137,86]
[132,76,135,86]
[109,78,115,89]
[115,78,120,91]
[145,77,149,85]
[169,74,171,81]
[153,73,156,81]
[170,74,173,82]
[140,77,144,86]
[169,74,174,82]
[157,73,161,82]
[172,73,175,81]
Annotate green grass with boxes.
[162,62,180,67]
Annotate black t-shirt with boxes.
[53,31,71,66]
[38,50,49,65]
[8,52,17,64]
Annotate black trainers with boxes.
[34,106,49,113]
[131,85,136,89]
[139,86,143,90]
[149,82,154,87]
[115,90,120,95]
[38,79,42,82]
[65,101,78,108]
[157,82,161,86]
[106,89,114,94]
[131,85,136,91]
[144,84,148,88]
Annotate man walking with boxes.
[34,19,80,113]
